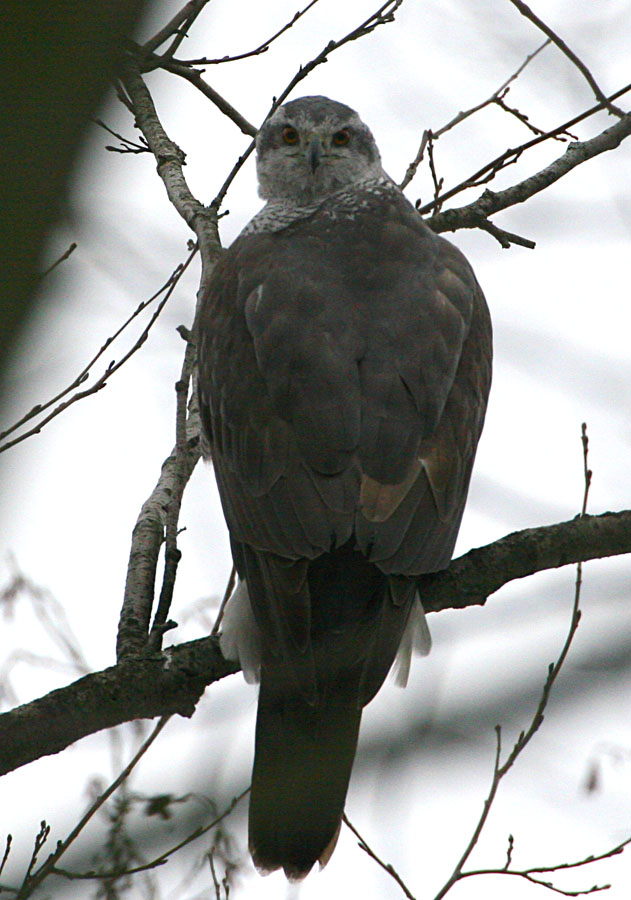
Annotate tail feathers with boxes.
[249,672,362,880]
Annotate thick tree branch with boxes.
[0,636,238,778]
[419,509,631,613]
[2,510,630,778]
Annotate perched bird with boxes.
[196,95,492,879]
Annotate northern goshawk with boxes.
[196,95,492,879]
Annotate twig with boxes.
[400,39,551,190]
[580,423,592,516]
[0,250,197,455]
[157,59,257,136]
[51,788,250,881]
[147,333,199,650]
[493,91,563,139]
[419,81,631,218]
[0,834,11,879]
[401,130,430,192]
[343,814,416,900]
[152,0,206,64]
[432,39,552,141]
[426,134,444,213]
[117,403,201,660]
[16,717,170,898]
[39,242,77,279]
[94,117,150,154]
[427,109,631,241]
[141,0,211,55]
[431,424,593,900]
[209,848,222,900]
[507,0,624,118]
[17,822,51,897]
[178,0,322,65]
[211,565,237,636]
[460,833,631,897]
[268,0,404,116]
[210,142,257,210]
[476,217,536,250]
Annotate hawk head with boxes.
[256,95,385,204]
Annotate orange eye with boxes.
[282,126,299,145]
[332,129,350,146]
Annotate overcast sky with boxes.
[1,1,630,898]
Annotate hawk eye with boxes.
[282,126,299,145]
[332,129,350,146]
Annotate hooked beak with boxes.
[307,135,323,173]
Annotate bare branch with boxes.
[115,62,226,660]
[418,81,631,218]
[426,134,444,212]
[0,834,11,880]
[0,635,237,777]
[400,129,430,192]
[210,141,257,210]
[507,0,624,117]
[141,0,212,55]
[203,1,406,212]
[18,718,170,898]
[460,834,631,896]
[432,728,504,900]
[94,117,150,153]
[158,59,257,136]
[17,821,50,897]
[492,91,563,140]
[211,565,236,636]
[50,788,249,882]
[431,427,593,900]
[343,814,417,899]
[2,509,630,778]
[39,242,77,279]
[0,250,197,455]
[117,404,201,660]
[147,334,199,651]
[178,0,322,65]
[120,59,221,289]
[418,509,631,614]
[476,217,536,250]
[426,110,631,241]
[400,40,551,191]
[265,0,405,122]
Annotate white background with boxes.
[1,1,630,898]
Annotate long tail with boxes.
[249,668,362,880]
[245,542,416,879]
